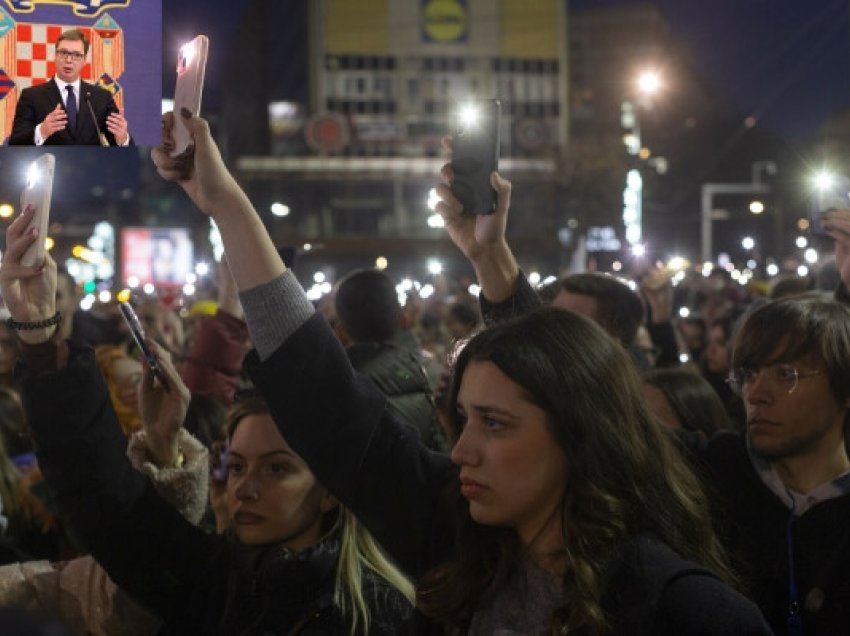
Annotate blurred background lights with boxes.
[427,214,445,228]
[528,271,541,285]
[427,188,440,211]
[270,202,290,217]
[678,307,690,318]
[427,259,442,275]
[143,283,156,295]
[313,271,326,284]
[0,204,14,218]
[749,200,765,215]
[741,236,755,250]
[797,265,809,277]
[98,290,112,303]
[796,236,808,248]
[766,263,779,276]
[813,171,836,190]
[419,284,435,299]
[375,256,388,270]
[804,248,818,264]
[127,276,140,288]
[195,262,210,276]
[631,244,646,257]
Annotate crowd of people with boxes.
[0,110,846,634]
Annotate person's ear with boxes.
[319,491,339,513]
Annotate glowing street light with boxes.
[637,70,661,95]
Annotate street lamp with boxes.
[700,161,776,262]
[621,70,663,248]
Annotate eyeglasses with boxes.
[56,49,85,62]
[726,363,823,397]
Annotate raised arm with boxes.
[152,113,458,578]
[0,207,218,622]
[152,111,284,293]
[434,142,542,324]
[434,151,519,303]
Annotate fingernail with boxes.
[180,108,192,119]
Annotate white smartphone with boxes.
[171,34,209,158]
[20,153,55,267]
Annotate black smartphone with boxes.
[450,99,501,215]
[118,301,170,391]
[811,175,850,236]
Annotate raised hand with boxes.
[151,110,243,217]
[434,137,518,302]
[0,205,57,344]
[138,338,192,467]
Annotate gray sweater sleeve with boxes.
[238,271,316,360]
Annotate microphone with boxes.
[84,92,109,147]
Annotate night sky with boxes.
[572,0,850,142]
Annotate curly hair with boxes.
[417,307,734,633]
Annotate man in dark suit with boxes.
[8,29,132,146]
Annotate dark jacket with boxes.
[246,313,772,634]
[19,342,410,635]
[346,330,446,452]
[9,79,131,146]
[695,433,850,636]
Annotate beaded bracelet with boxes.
[6,311,61,331]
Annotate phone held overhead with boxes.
[810,172,850,236]
[20,154,55,268]
[171,35,209,158]
[118,301,171,391]
[450,99,501,215]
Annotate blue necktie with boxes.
[65,85,77,132]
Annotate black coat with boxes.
[346,331,446,452]
[8,79,131,146]
[19,343,409,635]
[696,433,850,636]
[246,313,773,634]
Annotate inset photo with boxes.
[0,0,162,146]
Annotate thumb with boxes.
[491,172,512,217]
[179,109,211,152]
[54,103,63,112]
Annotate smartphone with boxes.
[118,301,170,391]
[450,99,501,215]
[171,34,209,158]
[19,154,55,267]
[811,175,850,236]
[210,440,229,484]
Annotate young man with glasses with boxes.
[9,29,132,146]
[700,296,850,636]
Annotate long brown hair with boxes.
[417,307,734,633]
